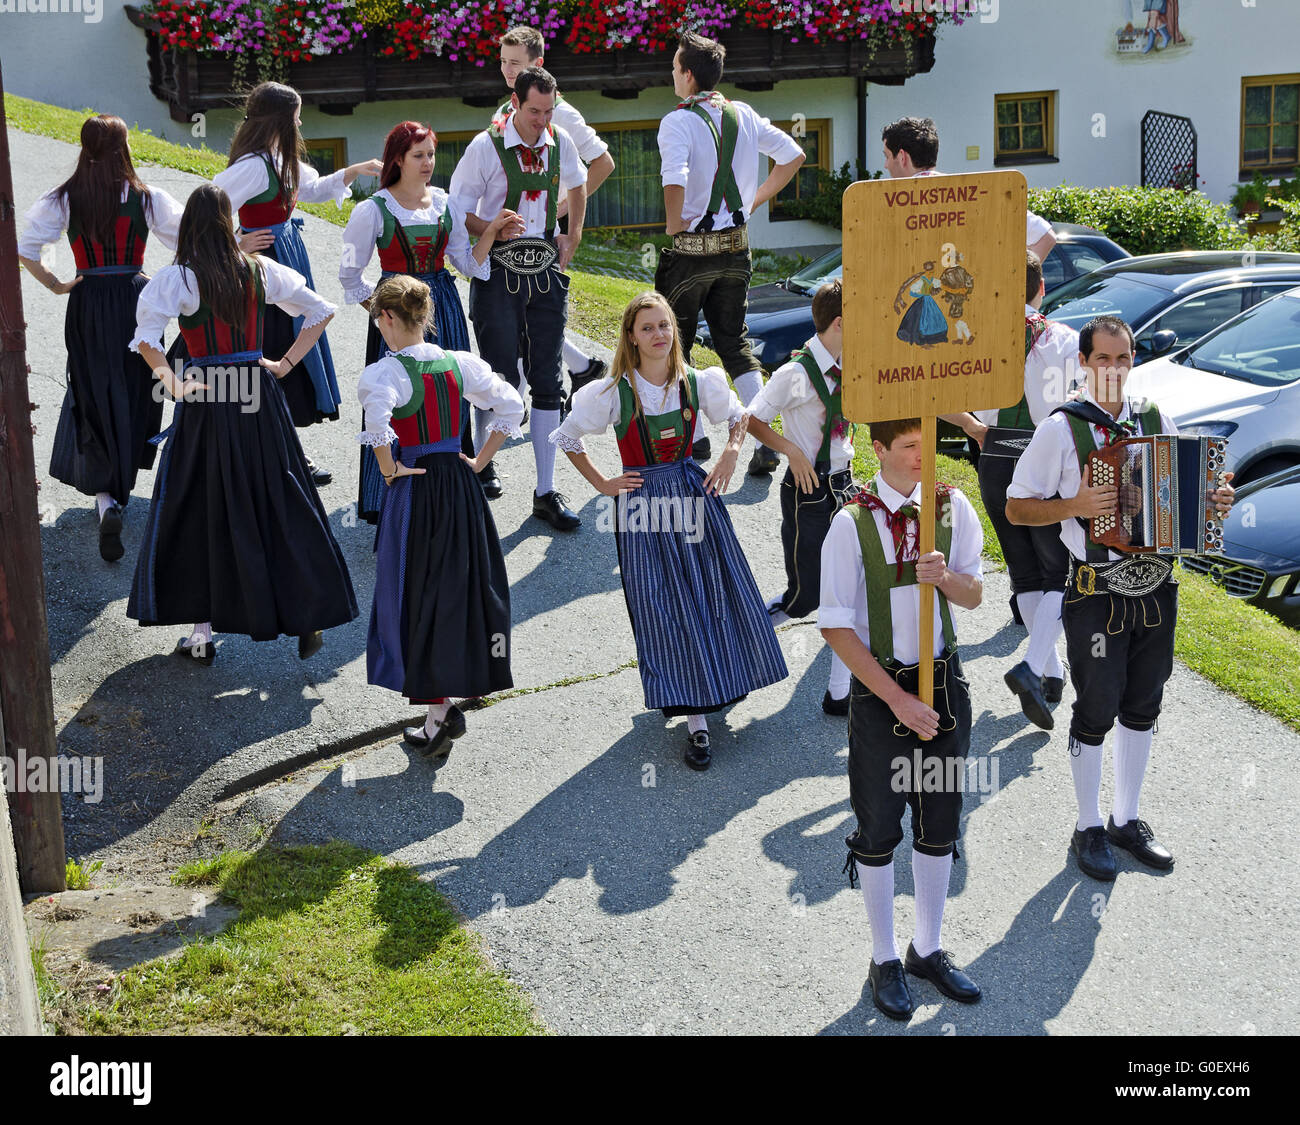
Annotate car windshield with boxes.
[788,248,842,295]
[1040,274,1169,331]
[1183,294,1300,385]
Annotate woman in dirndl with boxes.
[552,291,788,772]
[127,184,358,664]
[210,81,381,485]
[17,114,185,561]
[339,119,520,523]
[357,275,524,759]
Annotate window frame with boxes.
[993,91,1056,166]
[1240,73,1300,177]
[303,137,347,176]
[768,117,832,223]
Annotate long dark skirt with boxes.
[357,268,472,524]
[128,364,358,640]
[48,270,162,505]
[367,440,512,702]
[614,458,788,716]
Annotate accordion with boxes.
[1088,435,1228,555]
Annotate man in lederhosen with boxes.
[1005,315,1235,880]
[820,419,986,1020]
[946,251,1081,729]
[449,65,587,529]
[656,32,805,474]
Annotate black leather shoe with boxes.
[568,357,607,403]
[905,943,982,1003]
[691,437,711,463]
[478,459,503,499]
[867,958,914,1021]
[174,635,215,666]
[1071,825,1118,881]
[1106,815,1174,870]
[298,630,323,660]
[1005,659,1053,729]
[747,443,780,476]
[98,503,124,562]
[532,490,580,531]
[822,690,849,716]
[1042,674,1065,703]
[404,705,467,759]
[684,731,712,771]
[305,457,332,486]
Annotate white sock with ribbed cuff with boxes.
[856,859,899,964]
[911,848,954,958]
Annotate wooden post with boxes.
[842,171,1028,727]
[0,62,67,892]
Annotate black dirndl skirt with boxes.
[128,351,358,640]
[367,437,512,702]
[357,268,472,524]
[48,267,162,505]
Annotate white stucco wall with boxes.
[3,0,1297,249]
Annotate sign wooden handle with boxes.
[918,416,936,737]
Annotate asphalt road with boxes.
[13,126,1299,1036]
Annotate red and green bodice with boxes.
[177,259,266,361]
[238,155,297,229]
[389,352,467,447]
[67,186,149,270]
[374,193,452,276]
[614,371,700,469]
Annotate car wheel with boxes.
[1233,454,1300,487]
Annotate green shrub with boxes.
[781,162,882,229]
[1027,185,1248,255]
[1258,197,1300,252]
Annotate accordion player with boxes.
[1087,435,1229,555]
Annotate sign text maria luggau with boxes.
[841,171,1028,423]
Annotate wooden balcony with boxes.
[123,7,936,122]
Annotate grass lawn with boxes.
[9,92,1298,728]
[43,842,545,1035]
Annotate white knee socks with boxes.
[686,713,708,735]
[1112,723,1153,826]
[911,848,953,958]
[1026,591,1065,678]
[1069,735,1105,830]
[425,701,450,736]
[531,408,560,495]
[95,492,114,519]
[562,338,592,374]
[856,859,899,964]
[1016,590,1043,631]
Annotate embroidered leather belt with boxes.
[1069,555,1174,598]
[672,225,748,256]
[490,237,558,274]
[982,425,1036,460]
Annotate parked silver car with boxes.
[1126,285,1300,485]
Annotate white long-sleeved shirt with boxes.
[972,305,1083,428]
[213,153,350,221]
[746,334,853,472]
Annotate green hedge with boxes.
[1026,185,1248,256]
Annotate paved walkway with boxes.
[14,127,1298,1035]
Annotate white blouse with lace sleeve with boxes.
[355,342,524,447]
[129,258,335,355]
[214,153,349,217]
[18,184,186,259]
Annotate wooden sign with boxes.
[841,170,1029,423]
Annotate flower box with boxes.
[124,6,937,122]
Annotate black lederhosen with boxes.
[978,450,1069,596]
[845,652,973,867]
[468,252,567,412]
[777,464,854,619]
[654,243,762,380]
[1062,571,1177,746]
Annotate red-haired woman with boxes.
[18,114,185,561]
[340,120,520,523]
[212,82,381,485]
